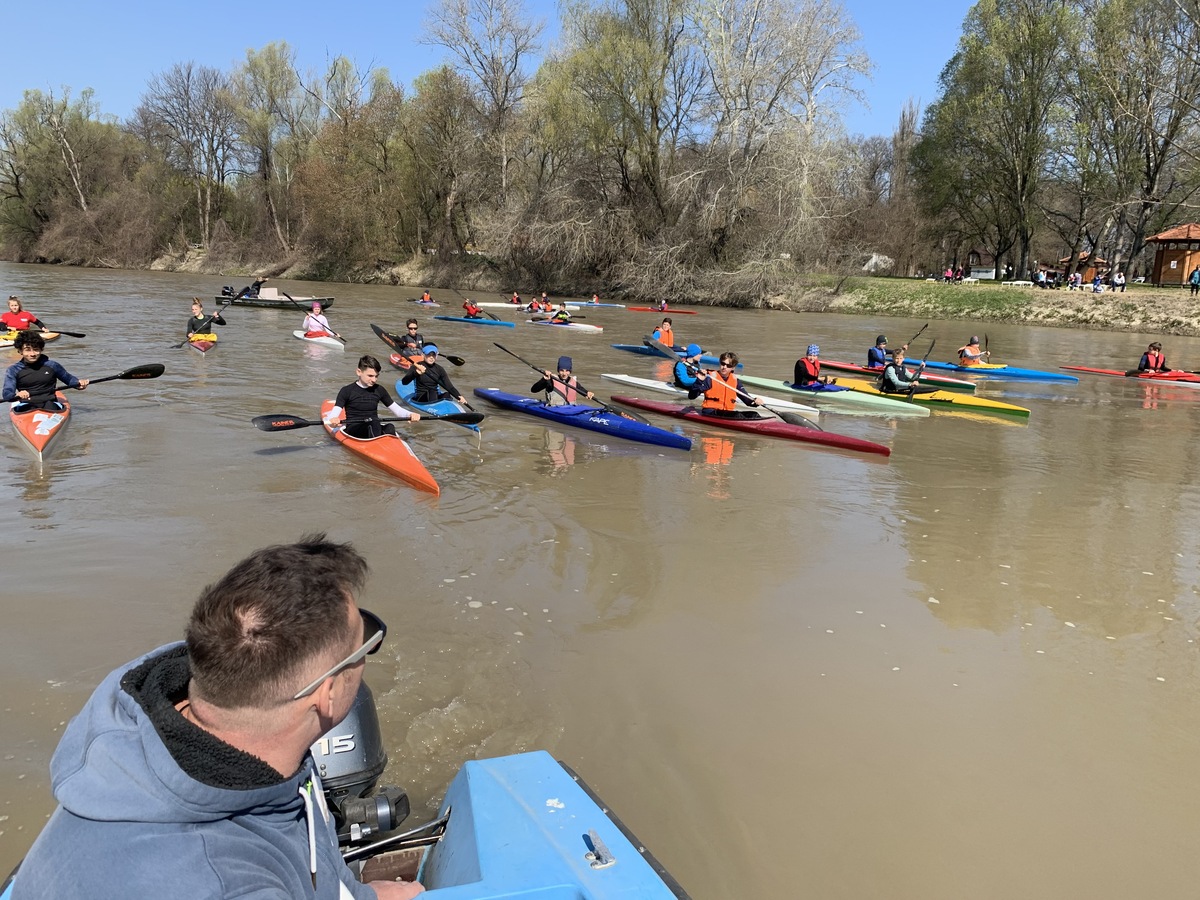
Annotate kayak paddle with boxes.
[492,342,652,425]
[370,323,465,366]
[283,291,346,343]
[85,363,166,386]
[252,411,484,431]
[172,292,241,348]
[644,337,821,430]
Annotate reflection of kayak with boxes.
[473,387,692,450]
[817,359,976,392]
[393,364,480,432]
[1061,366,1200,385]
[9,393,69,461]
[433,315,515,328]
[738,374,929,416]
[610,343,739,369]
[609,395,891,456]
[831,377,1031,416]
[627,307,698,314]
[0,330,60,348]
[922,360,1078,382]
[528,319,603,333]
[599,373,819,421]
[320,400,439,494]
[292,330,344,349]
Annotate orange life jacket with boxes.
[421,291,431,301]
[957,345,983,365]
[702,369,738,411]
[657,324,674,347]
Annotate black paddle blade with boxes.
[777,410,820,430]
[371,323,401,350]
[122,364,166,380]
[441,353,466,367]
[252,415,322,431]
[430,412,485,425]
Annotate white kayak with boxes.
[600,373,821,422]
[292,330,344,349]
[528,319,604,333]
[478,301,625,309]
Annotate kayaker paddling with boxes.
[461,298,485,319]
[549,301,572,323]
[400,344,468,406]
[325,355,421,437]
[867,334,909,368]
[303,302,336,339]
[1137,342,1168,372]
[672,344,706,390]
[878,348,937,395]
[2,331,88,409]
[532,356,595,406]
[1,295,46,332]
[186,298,226,344]
[957,335,990,366]
[397,319,427,359]
[688,352,766,419]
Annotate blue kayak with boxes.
[610,343,742,369]
[921,360,1078,382]
[395,377,480,432]
[433,315,515,328]
[473,388,692,450]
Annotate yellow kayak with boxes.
[833,377,1031,417]
[0,331,60,348]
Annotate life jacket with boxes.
[796,357,821,383]
[549,376,578,405]
[957,345,982,365]
[421,291,431,301]
[1145,352,1165,370]
[526,301,540,312]
[540,301,554,312]
[656,324,674,347]
[701,369,738,411]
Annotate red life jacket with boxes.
[1145,352,1165,370]
[798,357,821,380]
[550,376,578,405]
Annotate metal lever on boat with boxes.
[585,829,616,869]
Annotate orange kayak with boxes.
[10,393,70,460]
[320,400,439,494]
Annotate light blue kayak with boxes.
[433,315,515,328]
[395,377,480,432]
[921,360,1078,382]
[610,343,741,369]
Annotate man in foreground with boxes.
[13,535,423,899]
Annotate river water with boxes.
[2,262,1200,898]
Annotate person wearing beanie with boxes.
[956,335,990,366]
[324,354,420,437]
[794,344,834,386]
[302,302,334,338]
[400,344,467,405]
[672,344,706,390]
[867,334,907,368]
[532,356,595,406]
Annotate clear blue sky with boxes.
[3,0,969,138]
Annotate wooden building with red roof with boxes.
[1146,224,1200,285]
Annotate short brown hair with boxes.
[186,534,368,708]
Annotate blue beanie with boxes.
[807,344,820,355]
[422,344,438,355]
[557,356,572,370]
[685,343,702,357]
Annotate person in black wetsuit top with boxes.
[2,331,88,410]
[324,355,419,438]
[400,344,467,405]
[186,299,226,340]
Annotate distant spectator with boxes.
[1190,267,1200,297]
[1092,273,1104,293]
[1113,271,1126,292]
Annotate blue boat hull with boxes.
[473,388,692,450]
[609,344,741,369]
[922,360,1078,382]
[433,316,515,328]
[395,379,480,432]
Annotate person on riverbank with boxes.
[3,331,88,410]
[325,355,420,438]
[878,348,935,395]
[9,534,424,900]
[1092,273,1104,293]
[688,352,764,418]
[1113,272,1126,292]
[400,344,467,406]
[652,317,675,348]
[957,336,990,366]
[1137,342,1169,372]
[794,345,835,386]
[532,356,595,406]
[396,319,426,359]
[2,295,46,332]
[303,302,334,338]
[672,344,706,390]
[867,335,906,368]
[186,299,225,343]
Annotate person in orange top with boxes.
[688,352,764,418]
[957,335,990,365]
[1137,342,1168,372]
[421,290,432,302]
[652,317,675,349]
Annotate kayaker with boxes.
[325,354,421,438]
[1137,342,1169,372]
[2,331,88,410]
[867,334,906,368]
[652,317,675,348]
[1,295,46,332]
[532,356,595,406]
[549,302,572,323]
[794,344,835,386]
[509,291,521,305]
[303,302,334,337]
[421,289,432,302]
[397,318,426,358]
[186,299,226,343]
[9,535,424,900]
[525,297,542,313]
[590,293,602,305]
[657,299,669,311]
[401,344,468,406]
[462,298,484,319]
[688,352,764,418]
[878,347,935,395]
[957,336,990,366]
[672,344,706,390]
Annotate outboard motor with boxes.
[311,682,409,845]
[220,285,236,297]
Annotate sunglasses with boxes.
[407,325,419,329]
[719,361,735,368]
[292,609,386,700]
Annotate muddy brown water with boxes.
[3,262,1200,898]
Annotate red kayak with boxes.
[609,395,891,456]
[10,393,70,461]
[321,400,440,494]
[627,307,699,314]
[1061,366,1200,384]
